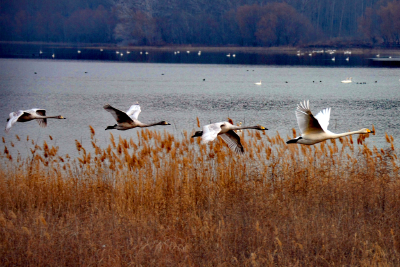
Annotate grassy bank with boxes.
[1,127,399,266]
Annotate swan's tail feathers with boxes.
[191,131,203,138]
[286,137,302,144]
[105,124,117,130]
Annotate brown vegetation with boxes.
[1,127,400,266]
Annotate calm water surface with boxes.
[1,58,399,156]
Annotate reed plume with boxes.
[0,127,399,266]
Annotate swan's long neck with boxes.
[36,115,62,119]
[232,125,261,130]
[330,129,366,138]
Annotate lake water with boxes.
[1,58,399,157]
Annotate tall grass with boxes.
[1,126,399,266]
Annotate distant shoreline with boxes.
[1,41,400,55]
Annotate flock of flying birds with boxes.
[5,100,373,154]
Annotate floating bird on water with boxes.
[192,121,268,154]
[286,100,373,145]
[5,109,66,133]
[104,103,170,131]
[341,77,352,83]
[255,80,262,85]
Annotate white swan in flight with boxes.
[341,77,352,83]
[103,103,170,130]
[5,109,66,133]
[286,100,373,145]
[255,80,262,85]
[191,121,267,154]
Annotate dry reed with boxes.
[0,127,399,266]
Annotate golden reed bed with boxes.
[1,126,399,266]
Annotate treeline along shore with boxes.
[1,0,400,47]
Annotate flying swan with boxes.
[286,100,373,145]
[103,103,170,130]
[5,109,66,133]
[191,121,268,154]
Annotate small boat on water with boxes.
[341,77,352,83]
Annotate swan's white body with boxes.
[104,103,170,130]
[5,109,65,133]
[255,80,262,85]
[341,77,352,83]
[192,121,267,154]
[287,100,373,145]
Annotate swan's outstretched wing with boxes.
[33,109,47,128]
[126,104,141,120]
[5,111,23,133]
[295,100,324,135]
[201,122,223,144]
[219,130,244,154]
[103,104,133,123]
[314,107,331,132]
